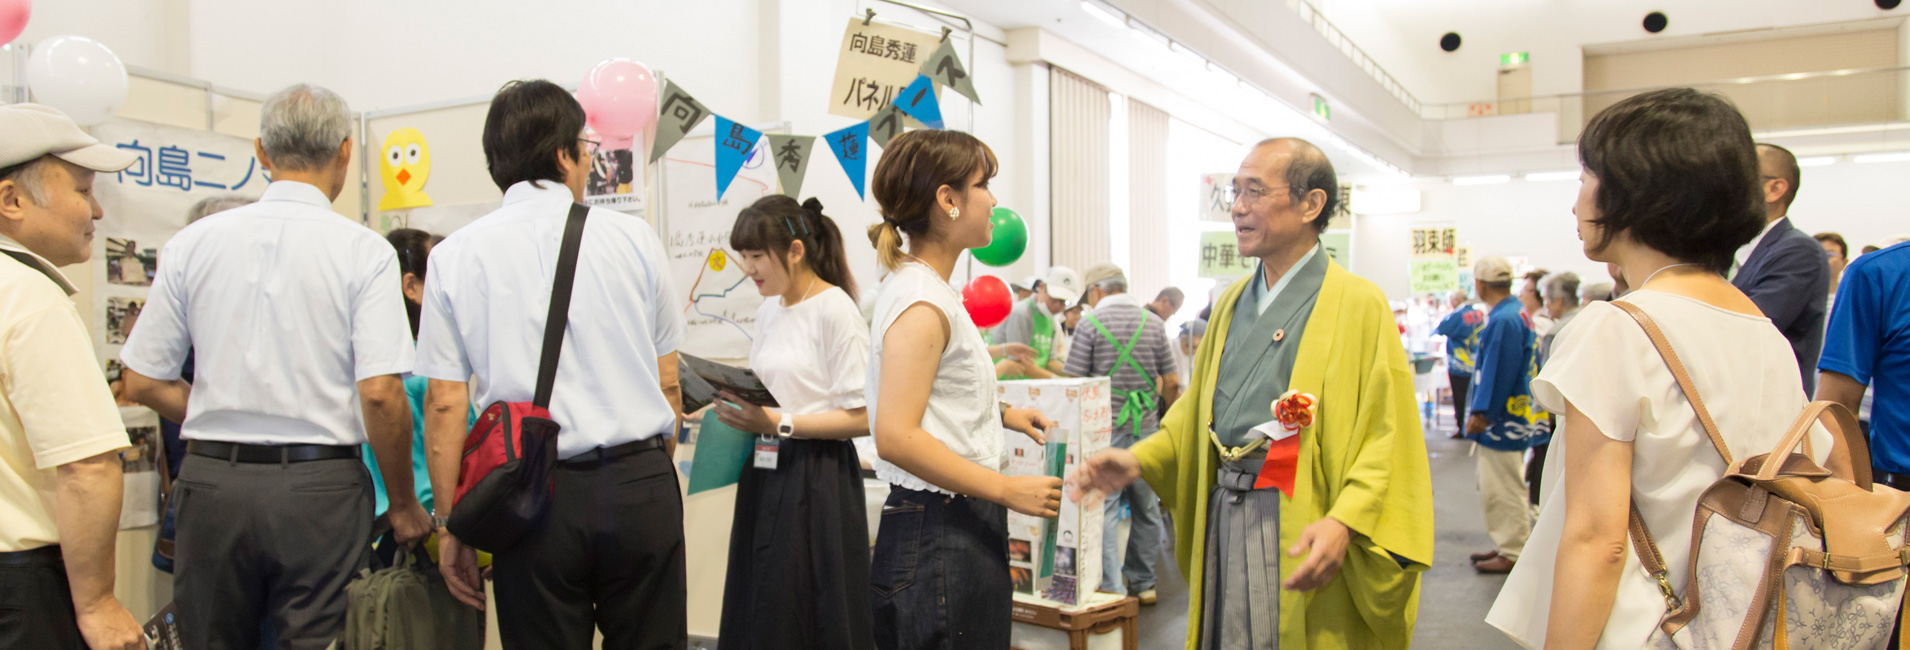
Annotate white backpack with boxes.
[1616,301,1910,649]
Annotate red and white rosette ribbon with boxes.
[1254,391,1318,496]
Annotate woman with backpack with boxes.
[1486,87,1837,647]
[712,195,874,650]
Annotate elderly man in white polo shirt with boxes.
[418,79,688,648]
[0,104,145,650]
[120,84,428,649]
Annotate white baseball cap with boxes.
[1012,275,1042,291]
[0,104,139,173]
[1042,266,1083,304]
[1474,255,1514,283]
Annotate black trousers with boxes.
[173,454,372,650]
[1449,373,1472,434]
[493,442,686,650]
[0,546,83,650]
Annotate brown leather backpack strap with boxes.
[1611,300,1734,466]
[1629,501,1680,610]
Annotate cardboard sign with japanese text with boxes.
[90,119,269,529]
[999,378,1111,609]
[830,18,942,120]
[1408,225,1459,293]
[1197,230,1259,279]
[1200,173,1234,223]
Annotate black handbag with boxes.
[445,202,587,553]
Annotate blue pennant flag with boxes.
[824,122,870,200]
[893,74,944,129]
[714,115,764,199]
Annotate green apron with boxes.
[1027,299,1055,368]
[1084,312,1157,440]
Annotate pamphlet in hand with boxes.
[145,601,182,649]
[678,353,779,413]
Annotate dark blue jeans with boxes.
[871,487,1011,650]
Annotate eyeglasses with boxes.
[1227,182,1292,205]
[579,138,602,157]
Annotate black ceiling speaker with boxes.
[1880,0,1902,10]
[1643,11,1668,33]
[1440,32,1462,52]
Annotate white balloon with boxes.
[26,35,128,126]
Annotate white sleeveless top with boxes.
[1487,290,1830,648]
[865,263,1002,494]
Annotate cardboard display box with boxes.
[999,377,1113,609]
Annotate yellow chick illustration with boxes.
[378,127,434,210]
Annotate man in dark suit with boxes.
[1731,143,1831,395]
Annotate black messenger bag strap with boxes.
[532,202,589,409]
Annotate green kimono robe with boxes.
[1132,259,1434,650]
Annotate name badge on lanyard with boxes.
[754,435,780,470]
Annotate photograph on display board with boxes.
[121,424,159,474]
[106,297,145,345]
[1011,567,1034,595]
[105,237,159,286]
[1008,538,1032,563]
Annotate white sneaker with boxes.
[1136,589,1158,605]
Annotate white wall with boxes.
[1360,156,1910,302]
[5,0,188,76]
[1318,0,1907,105]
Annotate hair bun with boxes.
[801,197,825,214]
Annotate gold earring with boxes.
[948,207,960,220]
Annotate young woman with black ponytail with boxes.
[713,195,875,650]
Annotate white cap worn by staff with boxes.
[0,103,147,650]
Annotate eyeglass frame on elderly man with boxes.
[1227,181,1293,206]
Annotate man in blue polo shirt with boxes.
[1465,256,1548,574]
[1818,240,1910,490]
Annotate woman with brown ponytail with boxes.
[714,195,874,650]
[863,129,1062,649]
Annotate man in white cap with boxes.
[1011,275,1041,302]
[994,265,1083,379]
[0,104,146,649]
[1464,255,1548,574]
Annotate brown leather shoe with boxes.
[1473,556,1516,573]
[1469,549,1500,563]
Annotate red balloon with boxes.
[963,275,1014,329]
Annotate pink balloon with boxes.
[0,0,30,46]
[577,58,657,150]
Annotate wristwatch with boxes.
[432,514,450,530]
[777,413,796,439]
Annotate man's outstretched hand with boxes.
[1069,449,1142,503]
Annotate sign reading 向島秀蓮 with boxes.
[829,18,942,121]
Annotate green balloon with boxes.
[974,207,1027,267]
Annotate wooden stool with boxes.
[1010,593,1139,650]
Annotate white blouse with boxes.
[865,263,1002,495]
[1487,290,1830,649]
[750,286,868,417]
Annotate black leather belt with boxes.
[187,440,359,464]
[561,437,666,466]
[0,545,62,567]
[1876,469,1910,492]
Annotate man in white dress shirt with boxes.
[418,79,688,649]
[120,84,428,649]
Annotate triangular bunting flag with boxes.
[824,122,869,200]
[893,74,945,129]
[869,102,906,148]
[920,39,980,105]
[714,116,763,199]
[765,134,816,199]
[650,80,712,163]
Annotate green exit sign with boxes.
[1310,93,1330,120]
[1501,52,1529,66]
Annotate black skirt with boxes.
[718,437,875,650]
